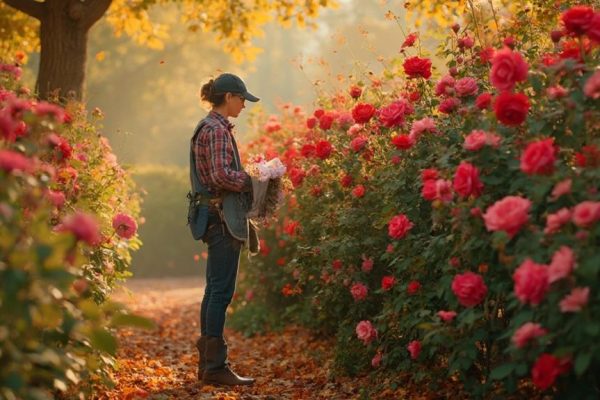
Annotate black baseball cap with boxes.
[213,73,260,102]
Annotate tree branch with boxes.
[82,0,112,30]
[2,0,45,20]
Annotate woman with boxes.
[189,73,259,386]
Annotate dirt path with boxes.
[97,277,383,400]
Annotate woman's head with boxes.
[201,73,259,118]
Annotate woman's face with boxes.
[226,92,246,118]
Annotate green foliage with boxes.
[0,68,150,399]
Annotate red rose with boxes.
[490,48,529,91]
[388,213,413,240]
[587,13,600,42]
[349,85,362,98]
[520,138,557,175]
[453,162,484,198]
[513,258,549,305]
[561,5,595,36]
[306,116,317,129]
[421,168,438,182]
[403,56,432,79]
[340,174,353,188]
[300,143,316,158]
[379,99,414,127]
[391,133,414,150]
[407,280,421,295]
[313,109,325,118]
[475,92,492,110]
[315,140,333,159]
[289,167,306,187]
[332,259,343,271]
[494,91,530,126]
[451,272,488,307]
[352,184,365,198]
[531,354,569,390]
[438,97,460,114]
[319,113,334,130]
[352,103,376,124]
[401,32,418,48]
[350,135,368,152]
[381,276,396,291]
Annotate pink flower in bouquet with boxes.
[112,213,138,239]
[315,140,333,159]
[532,353,570,390]
[381,276,395,291]
[455,77,479,97]
[435,75,455,97]
[513,259,549,305]
[452,272,488,307]
[475,92,493,110]
[439,97,460,114]
[409,117,436,141]
[391,133,414,150]
[352,103,376,124]
[463,130,501,151]
[490,48,529,91]
[403,56,432,79]
[559,287,590,312]
[407,280,421,295]
[58,211,102,246]
[0,149,33,173]
[356,320,377,344]
[379,99,413,127]
[512,322,547,348]
[550,179,572,201]
[453,162,484,198]
[437,310,457,322]
[422,179,453,203]
[548,246,575,284]
[561,5,595,35]
[371,352,383,368]
[494,92,530,126]
[544,208,571,235]
[407,340,421,360]
[520,138,557,175]
[572,201,600,227]
[361,256,374,272]
[483,196,531,237]
[350,135,368,152]
[388,214,414,239]
[584,70,600,99]
[352,184,365,198]
[351,282,368,301]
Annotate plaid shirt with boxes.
[193,111,250,195]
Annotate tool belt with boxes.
[187,191,223,209]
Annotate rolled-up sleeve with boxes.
[206,125,250,192]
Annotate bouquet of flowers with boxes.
[246,155,288,222]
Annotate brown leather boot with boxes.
[195,336,207,380]
[202,336,255,386]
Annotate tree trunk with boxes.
[2,0,112,102]
[37,1,88,101]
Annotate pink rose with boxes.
[57,211,102,246]
[361,256,374,272]
[544,208,572,235]
[112,213,138,239]
[437,310,457,322]
[548,246,575,284]
[356,320,378,344]
[439,97,461,114]
[378,99,413,128]
[451,272,488,307]
[453,162,484,198]
[352,103,377,124]
[455,77,479,97]
[547,85,568,99]
[371,352,382,368]
[350,282,368,301]
[381,276,396,291]
[45,189,66,209]
[572,201,600,228]
[409,117,436,141]
[422,179,453,203]
[350,135,368,152]
[483,196,531,237]
[584,70,600,99]
[559,287,590,312]
[550,179,572,201]
[407,340,421,360]
[388,214,414,239]
[489,48,529,91]
[0,149,33,173]
[435,75,455,97]
[463,130,501,151]
[351,184,365,198]
[513,259,549,305]
[512,322,547,348]
[520,138,557,175]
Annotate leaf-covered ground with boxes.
[96,277,456,400]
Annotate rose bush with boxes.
[233,2,600,397]
[0,65,148,398]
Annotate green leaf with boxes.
[490,363,515,380]
[110,313,155,329]
[575,352,592,376]
[90,329,117,355]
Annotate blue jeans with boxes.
[200,210,242,337]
